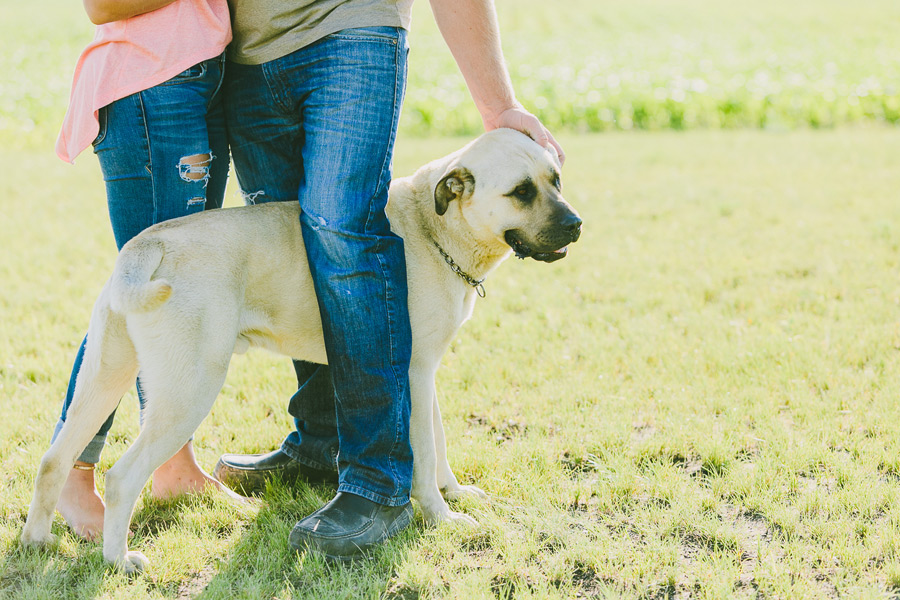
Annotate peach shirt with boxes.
[56,0,231,163]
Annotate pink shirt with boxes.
[56,0,231,163]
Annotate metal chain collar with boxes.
[433,241,486,298]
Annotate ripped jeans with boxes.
[51,53,229,463]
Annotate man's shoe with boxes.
[289,492,413,561]
[212,449,338,495]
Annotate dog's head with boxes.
[433,129,582,262]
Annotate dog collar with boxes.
[433,241,486,298]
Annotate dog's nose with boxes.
[562,214,582,242]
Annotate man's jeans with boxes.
[225,27,413,506]
[51,54,229,463]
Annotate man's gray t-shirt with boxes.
[228,0,414,65]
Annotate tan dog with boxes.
[22,129,582,572]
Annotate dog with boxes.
[22,128,582,572]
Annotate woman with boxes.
[52,0,233,540]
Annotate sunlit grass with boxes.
[5,0,900,597]
[3,130,900,597]
[3,0,900,150]
[406,0,900,134]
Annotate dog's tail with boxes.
[109,238,172,313]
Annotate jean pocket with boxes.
[159,61,208,85]
[91,105,108,148]
[326,26,400,45]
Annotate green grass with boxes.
[4,0,900,150]
[406,0,900,134]
[5,0,900,597]
[4,129,900,598]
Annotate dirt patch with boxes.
[466,413,490,427]
[489,419,527,443]
[175,565,216,599]
[814,573,840,599]
[559,451,600,475]
[490,571,543,599]
[635,493,671,509]
[383,581,422,600]
[459,530,498,561]
[465,414,528,444]
[548,561,616,599]
[570,562,606,597]
[674,455,703,478]
[602,515,645,546]
[664,506,784,598]
[720,503,780,562]
[798,475,836,494]
[632,423,657,443]
[536,530,567,553]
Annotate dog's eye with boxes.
[551,173,561,191]
[508,181,537,203]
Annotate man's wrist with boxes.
[480,103,523,131]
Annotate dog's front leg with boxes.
[409,364,477,527]
[433,392,487,502]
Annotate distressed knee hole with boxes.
[177,152,214,186]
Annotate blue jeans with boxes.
[52,54,229,463]
[224,26,413,506]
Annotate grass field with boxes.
[406,0,900,134]
[3,0,900,147]
[3,129,900,598]
[5,0,900,598]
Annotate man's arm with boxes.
[83,0,176,25]
[429,0,565,163]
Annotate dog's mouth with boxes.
[504,230,569,263]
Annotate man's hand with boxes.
[490,106,566,165]
[430,0,565,165]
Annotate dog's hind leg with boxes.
[101,344,232,573]
[22,295,138,546]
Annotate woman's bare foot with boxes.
[56,462,105,541]
[57,443,245,540]
[151,441,246,503]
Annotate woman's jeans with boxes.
[225,27,414,506]
[51,54,229,463]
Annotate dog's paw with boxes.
[19,520,57,546]
[20,528,57,547]
[114,550,150,574]
[442,484,488,502]
[422,503,479,528]
[443,510,479,528]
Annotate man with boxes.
[215,0,563,559]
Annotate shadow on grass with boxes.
[3,535,107,599]
[5,478,422,600]
[190,480,423,600]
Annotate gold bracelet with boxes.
[72,463,95,471]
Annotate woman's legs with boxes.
[54,54,232,539]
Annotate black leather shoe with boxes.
[289,492,413,561]
[212,449,338,495]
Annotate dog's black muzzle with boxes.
[505,212,583,263]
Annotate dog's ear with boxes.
[434,167,474,216]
